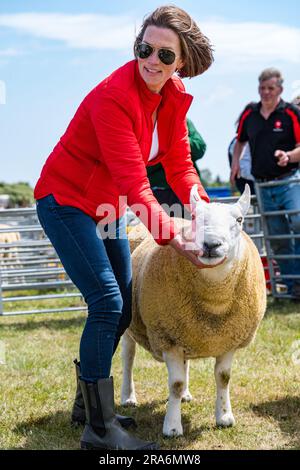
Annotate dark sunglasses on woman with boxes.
[136,42,177,65]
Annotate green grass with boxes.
[0,295,299,450]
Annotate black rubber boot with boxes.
[71,359,137,430]
[80,377,159,450]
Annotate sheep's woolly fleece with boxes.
[0,224,21,244]
[128,221,266,362]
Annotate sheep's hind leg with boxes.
[163,347,186,437]
[214,350,235,427]
[181,359,193,402]
[121,331,137,406]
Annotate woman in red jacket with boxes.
[35,5,213,450]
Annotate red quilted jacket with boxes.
[34,60,209,244]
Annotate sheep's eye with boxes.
[236,217,243,224]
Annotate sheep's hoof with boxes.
[163,422,183,437]
[181,391,193,402]
[216,413,235,428]
[120,398,137,407]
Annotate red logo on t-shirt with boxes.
[274,120,282,129]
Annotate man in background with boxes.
[230,68,300,299]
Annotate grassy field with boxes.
[0,294,299,450]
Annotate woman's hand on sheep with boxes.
[169,234,225,269]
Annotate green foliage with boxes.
[199,168,213,186]
[0,182,34,207]
[199,169,230,187]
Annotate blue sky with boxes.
[1,0,300,186]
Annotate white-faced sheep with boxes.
[121,184,266,437]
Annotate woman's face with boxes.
[137,25,184,94]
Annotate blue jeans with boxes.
[36,194,132,382]
[260,171,300,294]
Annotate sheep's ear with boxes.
[236,184,251,216]
[190,184,205,247]
[190,184,203,213]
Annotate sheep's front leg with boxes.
[214,350,235,427]
[121,331,137,406]
[182,359,193,402]
[163,347,186,437]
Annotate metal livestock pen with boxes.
[1,182,298,316]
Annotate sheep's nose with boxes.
[203,242,222,257]
[203,242,222,251]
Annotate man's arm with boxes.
[277,103,300,166]
[275,144,300,166]
[230,140,247,185]
[230,105,253,185]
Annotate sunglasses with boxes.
[136,42,177,65]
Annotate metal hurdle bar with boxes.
[0,196,264,316]
[255,176,300,299]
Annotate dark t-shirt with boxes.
[237,99,300,179]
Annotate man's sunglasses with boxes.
[136,42,177,65]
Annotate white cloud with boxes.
[202,20,300,64]
[0,13,300,66]
[0,13,136,50]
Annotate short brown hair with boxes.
[134,5,214,78]
[258,67,284,87]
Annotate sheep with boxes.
[126,222,150,253]
[0,224,21,245]
[121,184,266,437]
[0,224,21,268]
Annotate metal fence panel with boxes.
[0,196,268,316]
[255,178,300,299]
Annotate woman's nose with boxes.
[147,51,160,65]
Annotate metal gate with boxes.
[0,195,266,316]
[255,176,300,299]
[0,207,85,316]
